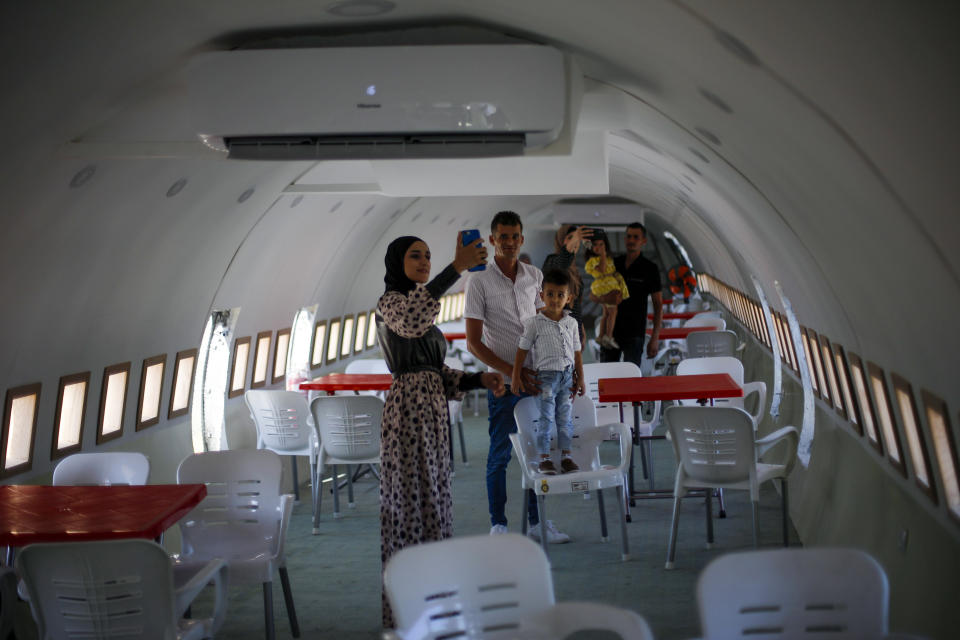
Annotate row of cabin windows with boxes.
[698,274,960,525]
[0,291,467,479]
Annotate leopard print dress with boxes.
[378,286,466,629]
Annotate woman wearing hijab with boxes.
[542,225,594,345]
[376,233,506,628]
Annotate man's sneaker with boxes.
[560,457,579,474]
[538,459,558,475]
[527,520,570,544]
[490,524,508,535]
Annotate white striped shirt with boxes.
[519,311,581,372]
[464,259,543,383]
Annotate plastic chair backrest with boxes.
[310,395,383,461]
[686,330,737,358]
[245,390,315,454]
[344,359,390,374]
[517,601,654,639]
[676,356,745,410]
[684,315,726,330]
[52,451,150,486]
[665,405,755,484]
[583,361,642,426]
[384,533,555,639]
[17,539,180,640]
[177,449,283,558]
[513,394,601,470]
[697,548,889,638]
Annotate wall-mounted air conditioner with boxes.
[186,44,567,160]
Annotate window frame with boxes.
[800,327,821,399]
[848,352,883,454]
[866,361,907,477]
[311,321,327,369]
[366,308,378,348]
[831,343,863,435]
[51,372,90,460]
[250,330,272,389]
[891,373,937,502]
[272,327,291,385]
[228,337,251,399]
[920,390,960,522]
[97,362,131,445]
[135,354,167,431]
[1,382,41,478]
[818,335,845,417]
[168,349,197,419]
[354,312,368,354]
[327,318,343,363]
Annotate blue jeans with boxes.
[536,367,574,456]
[487,389,540,527]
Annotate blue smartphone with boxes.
[462,229,486,272]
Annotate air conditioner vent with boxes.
[225,133,526,160]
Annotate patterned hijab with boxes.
[383,235,424,294]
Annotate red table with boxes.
[300,373,393,396]
[442,331,466,341]
[598,374,743,500]
[0,484,206,547]
[646,326,714,339]
[648,312,698,320]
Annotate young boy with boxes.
[512,269,586,474]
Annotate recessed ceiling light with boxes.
[70,165,96,189]
[238,187,255,203]
[330,200,343,213]
[713,28,760,66]
[363,205,375,216]
[698,88,733,114]
[410,212,422,222]
[166,178,187,198]
[326,0,395,18]
[683,163,702,177]
[430,215,441,224]
[694,127,722,146]
[290,195,304,208]
[689,148,710,163]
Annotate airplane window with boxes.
[774,283,813,467]
[251,331,272,389]
[136,354,166,430]
[327,319,342,363]
[287,306,316,385]
[783,314,801,373]
[818,337,844,416]
[98,363,130,444]
[773,313,790,368]
[757,302,771,347]
[868,362,906,475]
[848,353,882,452]
[228,337,251,399]
[168,349,197,419]
[340,317,355,358]
[458,292,466,318]
[921,391,960,520]
[892,374,936,500]
[366,309,378,348]
[355,313,368,353]
[832,344,862,430]
[2,382,41,475]
[807,330,830,404]
[437,297,447,324]
[273,328,291,384]
[800,329,821,397]
[312,322,327,368]
[53,372,89,458]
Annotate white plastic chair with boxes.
[511,394,632,561]
[697,547,890,639]
[676,356,768,429]
[444,355,469,469]
[17,539,227,640]
[52,451,150,485]
[245,389,319,508]
[664,406,798,569]
[517,601,654,639]
[309,395,383,533]
[175,449,299,640]
[343,359,391,399]
[383,533,554,640]
[683,315,726,330]
[686,329,738,358]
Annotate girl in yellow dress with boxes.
[585,232,630,349]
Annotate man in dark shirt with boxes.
[590,222,663,367]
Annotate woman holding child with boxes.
[376,233,505,628]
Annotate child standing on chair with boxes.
[585,231,630,350]
[512,269,586,475]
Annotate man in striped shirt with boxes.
[465,211,571,544]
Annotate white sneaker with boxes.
[527,520,570,544]
[490,524,508,535]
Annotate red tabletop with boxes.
[647,326,714,339]
[300,373,393,394]
[649,312,698,320]
[598,373,743,403]
[0,484,206,546]
[442,332,466,341]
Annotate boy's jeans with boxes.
[536,366,574,456]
